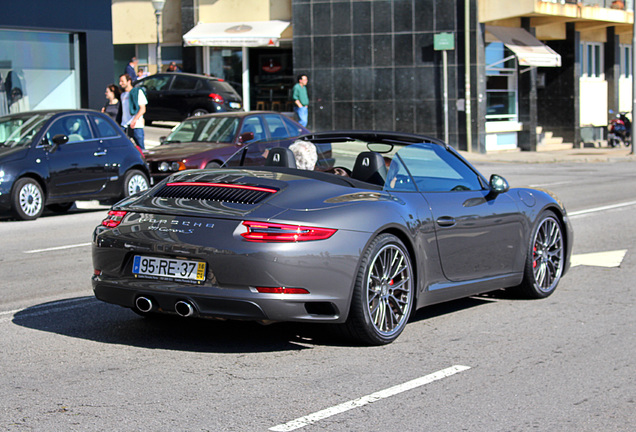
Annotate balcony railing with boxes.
[541,0,633,10]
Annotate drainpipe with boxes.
[465,0,472,152]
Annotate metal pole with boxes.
[242,47,250,112]
[465,0,473,152]
[443,49,449,144]
[155,11,162,73]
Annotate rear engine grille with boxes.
[153,182,277,204]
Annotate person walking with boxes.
[292,74,309,127]
[119,73,147,149]
[101,84,121,124]
[125,57,138,83]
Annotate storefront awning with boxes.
[183,20,291,48]
[486,26,561,67]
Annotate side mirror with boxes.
[238,131,254,144]
[489,174,509,194]
[44,134,68,152]
[159,136,167,144]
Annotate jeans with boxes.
[127,127,145,149]
[294,106,308,127]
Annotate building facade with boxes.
[0,0,114,114]
[112,0,635,153]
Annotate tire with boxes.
[11,178,45,220]
[514,210,565,299]
[192,108,209,117]
[122,169,149,198]
[46,202,74,213]
[205,161,221,169]
[344,234,415,345]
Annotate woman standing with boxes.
[101,84,121,124]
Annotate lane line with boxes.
[23,242,92,254]
[269,365,471,432]
[0,297,97,324]
[528,180,575,188]
[569,200,636,218]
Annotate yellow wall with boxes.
[479,0,535,23]
[112,0,182,45]
[197,0,291,23]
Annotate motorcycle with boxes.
[608,111,631,147]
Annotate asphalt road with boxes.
[0,160,635,431]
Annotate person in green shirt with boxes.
[292,74,309,127]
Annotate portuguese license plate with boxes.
[132,256,206,282]
[229,102,241,109]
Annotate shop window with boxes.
[0,29,80,115]
[485,42,518,122]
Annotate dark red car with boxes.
[143,111,309,183]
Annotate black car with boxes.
[0,110,150,220]
[135,72,243,123]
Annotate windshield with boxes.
[0,113,51,149]
[165,117,240,144]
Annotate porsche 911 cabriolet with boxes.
[92,131,572,345]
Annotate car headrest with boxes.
[351,151,387,186]
[266,147,297,168]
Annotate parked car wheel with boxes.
[192,108,209,117]
[122,170,149,198]
[205,161,221,169]
[514,210,565,299]
[12,178,45,221]
[46,202,74,213]
[344,234,414,345]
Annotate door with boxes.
[44,114,111,197]
[167,74,203,118]
[394,142,524,282]
[137,74,174,121]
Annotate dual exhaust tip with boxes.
[135,296,195,318]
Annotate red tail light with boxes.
[209,93,224,104]
[241,221,336,242]
[256,287,310,294]
[102,210,127,228]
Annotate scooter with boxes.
[608,111,631,147]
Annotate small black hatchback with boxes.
[0,110,150,220]
[135,72,243,123]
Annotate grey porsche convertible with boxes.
[92,131,572,345]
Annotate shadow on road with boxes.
[11,294,499,351]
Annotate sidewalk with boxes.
[460,146,636,164]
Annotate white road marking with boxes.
[570,250,627,268]
[269,365,471,432]
[569,200,636,218]
[0,297,97,324]
[24,242,92,254]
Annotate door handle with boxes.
[94,150,107,157]
[436,216,456,227]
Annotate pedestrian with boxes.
[166,61,180,72]
[100,84,122,124]
[292,74,309,127]
[125,57,138,83]
[119,73,147,149]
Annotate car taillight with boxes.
[209,93,224,104]
[241,221,336,242]
[102,210,127,228]
[255,287,310,294]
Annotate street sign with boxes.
[434,33,455,51]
